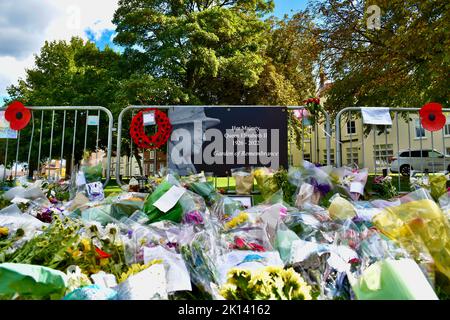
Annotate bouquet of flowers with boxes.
[302,98,322,126]
[219,266,313,300]
[290,162,333,207]
[42,181,70,203]
[372,176,398,200]
[180,230,222,298]
[231,168,254,195]
[80,150,104,183]
[253,168,280,200]
[410,174,447,201]
[332,167,369,201]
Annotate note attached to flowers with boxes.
[153,185,186,213]
[115,264,168,300]
[144,246,192,293]
[350,181,365,195]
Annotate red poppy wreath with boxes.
[5,101,31,131]
[129,108,172,149]
[419,102,446,132]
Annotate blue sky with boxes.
[272,0,308,18]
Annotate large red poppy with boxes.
[419,102,446,132]
[5,101,31,131]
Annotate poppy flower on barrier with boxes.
[419,102,446,132]
[5,101,31,130]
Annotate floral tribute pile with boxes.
[1,161,450,300]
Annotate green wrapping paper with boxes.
[110,201,144,220]
[189,182,220,206]
[143,182,183,223]
[0,263,67,299]
[81,163,103,183]
[274,225,300,264]
[350,258,438,300]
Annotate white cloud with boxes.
[0,0,57,58]
[0,0,119,99]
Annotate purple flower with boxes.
[183,211,204,225]
[36,209,53,223]
[310,178,331,196]
[167,242,178,249]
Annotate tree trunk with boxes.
[133,148,144,176]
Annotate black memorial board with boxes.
[167,107,288,176]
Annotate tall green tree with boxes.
[113,0,275,104]
[248,12,320,105]
[112,1,320,151]
[310,0,450,115]
[4,37,127,177]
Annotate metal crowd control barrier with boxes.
[287,106,332,167]
[335,107,450,192]
[116,105,332,187]
[0,106,113,187]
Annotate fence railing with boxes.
[335,107,450,192]
[6,105,446,194]
[287,106,332,167]
[0,106,113,187]
[0,106,331,189]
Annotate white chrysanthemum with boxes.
[104,223,121,242]
[105,223,120,235]
[83,221,103,238]
[66,265,92,292]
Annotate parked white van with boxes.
[390,149,450,176]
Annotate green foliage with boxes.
[113,0,317,105]
[4,38,128,176]
[311,0,450,115]
[4,1,320,172]
[270,168,297,205]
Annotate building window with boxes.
[373,144,394,168]
[346,147,358,165]
[149,150,155,160]
[323,149,335,165]
[414,119,426,138]
[346,121,356,135]
[445,119,450,136]
[149,163,155,173]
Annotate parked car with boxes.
[390,149,450,176]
